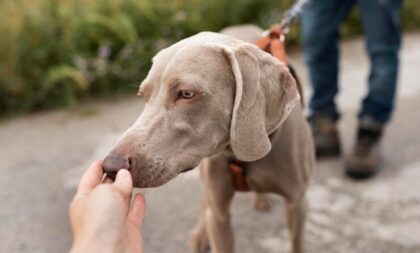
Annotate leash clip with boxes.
[262,26,287,41]
[280,33,285,42]
[262,29,270,37]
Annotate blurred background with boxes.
[1,0,420,253]
[1,0,419,116]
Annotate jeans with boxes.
[302,0,403,123]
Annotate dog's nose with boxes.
[103,153,131,179]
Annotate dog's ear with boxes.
[224,44,300,161]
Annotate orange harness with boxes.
[228,160,249,192]
[228,26,303,192]
[256,26,289,64]
[256,26,304,105]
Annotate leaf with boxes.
[111,14,138,45]
[43,65,89,91]
[85,13,138,45]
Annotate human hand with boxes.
[69,160,145,253]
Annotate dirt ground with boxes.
[1,33,420,253]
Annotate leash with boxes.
[254,0,309,106]
[228,0,309,192]
[279,0,310,32]
[256,0,309,62]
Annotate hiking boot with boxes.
[345,117,384,180]
[308,115,341,158]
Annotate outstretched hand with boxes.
[69,160,145,253]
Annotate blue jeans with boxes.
[302,0,403,123]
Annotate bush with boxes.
[0,0,419,116]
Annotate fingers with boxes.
[128,193,146,228]
[76,160,104,198]
[112,169,133,200]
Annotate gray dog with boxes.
[103,26,315,253]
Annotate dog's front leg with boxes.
[190,197,210,253]
[205,203,234,253]
[286,195,308,253]
[201,156,235,253]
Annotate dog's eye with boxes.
[179,90,195,99]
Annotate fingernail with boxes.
[116,169,130,181]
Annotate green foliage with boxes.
[0,0,419,116]
[402,0,420,30]
[0,0,285,115]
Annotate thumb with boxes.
[113,169,133,200]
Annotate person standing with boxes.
[301,0,403,179]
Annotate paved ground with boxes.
[1,33,420,253]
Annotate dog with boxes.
[103,25,315,253]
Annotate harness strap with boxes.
[228,160,249,192]
[255,26,304,106]
[255,26,288,64]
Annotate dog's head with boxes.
[103,32,300,187]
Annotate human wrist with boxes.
[70,230,119,253]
